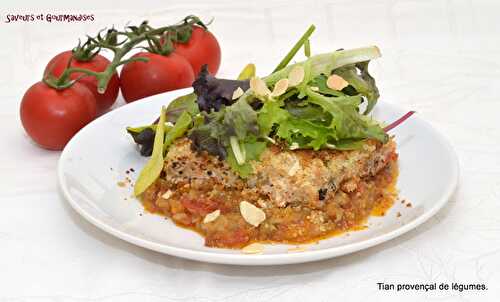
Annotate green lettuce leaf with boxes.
[189,98,266,177]
[276,117,333,150]
[237,63,256,80]
[188,109,228,159]
[189,98,261,163]
[333,61,379,114]
[223,98,259,140]
[309,75,344,97]
[163,111,192,153]
[257,100,290,135]
[134,107,167,196]
[305,88,387,142]
[284,99,331,125]
[165,93,199,123]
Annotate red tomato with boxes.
[20,81,96,150]
[44,51,119,115]
[120,52,195,103]
[173,26,221,76]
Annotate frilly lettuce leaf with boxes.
[305,88,387,142]
[333,61,379,114]
[223,98,259,140]
[276,117,333,150]
[257,99,289,136]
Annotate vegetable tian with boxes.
[128,26,411,249]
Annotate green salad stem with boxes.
[304,39,311,58]
[230,136,245,164]
[272,24,316,73]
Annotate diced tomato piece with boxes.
[181,197,219,216]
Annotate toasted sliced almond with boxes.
[326,74,349,91]
[249,77,271,96]
[232,87,244,100]
[240,201,266,227]
[161,190,173,199]
[270,78,289,97]
[242,243,264,254]
[288,65,305,86]
[203,209,220,224]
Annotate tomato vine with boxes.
[43,15,208,92]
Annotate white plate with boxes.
[58,87,459,265]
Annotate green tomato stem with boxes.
[58,67,100,83]
[96,25,173,93]
[114,57,149,67]
[50,16,207,92]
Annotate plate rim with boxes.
[58,88,459,265]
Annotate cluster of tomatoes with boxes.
[20,20,221,150]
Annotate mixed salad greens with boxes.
[128,25,412,196]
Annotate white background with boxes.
[1,0,499,301]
